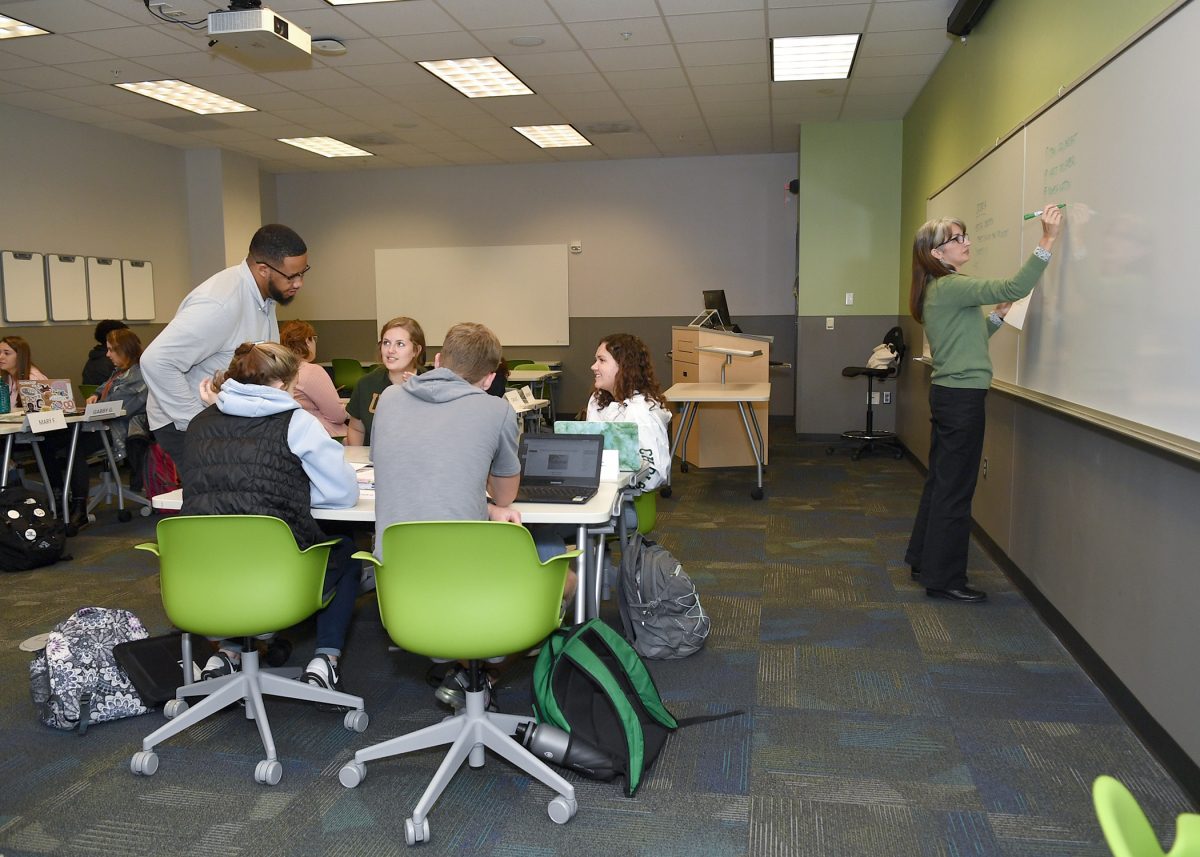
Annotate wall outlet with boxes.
[845,292,854,306]
[882,391,892,404]
[825,317,834,330]
[568,240,582,254]
[870,392,880,405]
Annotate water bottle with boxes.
[512,721,613,779]
[0,381,9,415]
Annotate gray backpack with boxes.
[617,533,710,659]
[29,607,149,732]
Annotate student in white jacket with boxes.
[585,334,672,495]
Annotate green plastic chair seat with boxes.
[331,358,368,393]
[1093,775,1200,857]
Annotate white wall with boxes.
[0,103,193,324]
[273,154,797,324]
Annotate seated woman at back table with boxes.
[345,316,425,446]
[0,335,89,529]
[279,320,347,438]
[585,333,671,496]
[189,342,361,693]
[83,327,149,492]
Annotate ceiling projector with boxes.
[207,6,311,59]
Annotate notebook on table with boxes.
[514,433,604,504]
[17,379,81,415]
[554,420,640,471]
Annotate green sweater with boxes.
[923,253,1048,389]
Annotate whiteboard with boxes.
[122,259,155,320]
[87,257,124,319]
[375,245,568,347]
[926,0,1200,445]
[1,251,47,322]
[47,254,89,321]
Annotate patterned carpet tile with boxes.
[759,604,919,651]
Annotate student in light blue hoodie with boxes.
[184,342,359,695]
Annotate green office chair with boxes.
[339,521,581,845]
[130,516,368,785]
[1093,775,1200,857]
[331,358,367,394]
[506,359,533,370]
[78,383,98,400]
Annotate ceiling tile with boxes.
[619,86,695,107]
[587,45,679,72]
[853,52,942,77]
[326,3,462,38]
[677,39,765,66]
[859,28,953,57]
[500,50,595,76]
[437,0,560,30]
[520,72,610,93]
[604,67,689,89]
[0,90,82,111]
[661,0,761,12]
[0,65,94,89]
[261,67,359,91]
[312,39,407,68]
[839,91,915,119]
[0,34,115,65]
[379,31,488,61]
[566,18,672,50]
[693,82,769,103]
[545,0,661,23]
[768,5,871,37]
[685,62,768,85]
[848,73,927,95]
[122,51,248,80]
[474,24,578,54]
[666,11,766,43]
[869,0,957,33]
[1,0,141,32]
[70,25,199,58]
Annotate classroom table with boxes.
[508,368,562,420]
[151,446,627,624]
[663,382,771,500]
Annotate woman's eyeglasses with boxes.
[938,233,969,247]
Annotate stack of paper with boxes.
[354,464,374,498]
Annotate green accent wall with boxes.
[899,0,1177,307]
[797,121,902,316]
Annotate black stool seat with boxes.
[828,328,906,461]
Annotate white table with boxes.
[151,446,627,623]
[508,369,562,421]
[663,382,771,499]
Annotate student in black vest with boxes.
[185,342,360,693]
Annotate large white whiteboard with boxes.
[1,251,47,322]
[375,245,568,347]
[927,0,1200,445]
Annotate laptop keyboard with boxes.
[518,485,593,502]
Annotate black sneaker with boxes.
[434,667,495,712]
[200,651,241,680]
[300,654,342,692]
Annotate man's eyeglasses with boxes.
[256,259,310,284]
[937,233,969,247]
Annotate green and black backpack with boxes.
[532,619,677,797]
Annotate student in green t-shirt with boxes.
[346,316,425,446]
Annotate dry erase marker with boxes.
[1023,203,1066,220]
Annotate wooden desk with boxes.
[671,327,770,467]
[663,382,770,499]
[152,446,627,624]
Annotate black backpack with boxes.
[0,486,67,571]
[532,619,678,796]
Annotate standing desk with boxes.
[151,446,626,624]
[663,382,771,499]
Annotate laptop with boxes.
[514,433,604,504]
[554,420,641,471]
[17,379,81,415]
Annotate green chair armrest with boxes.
[1168,813,1200,857]
[352,550,381,566]
[134,542,159,555]
[542,548,583,567]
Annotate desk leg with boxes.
[1,435,12,488]
[62,423,83,512]
[28,439,56,517]
[574,523,589,625]
[736,402,765,500]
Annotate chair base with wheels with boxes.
[129,516,368,785]
[340,521,580,845]
[84,426,152,522]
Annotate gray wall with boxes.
[796,314,901,436]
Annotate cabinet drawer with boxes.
[672,361,697,384]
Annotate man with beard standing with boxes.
[141,224,309,485]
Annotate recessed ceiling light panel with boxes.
[418,57,534,98]
[513,125,592,149]
[772,34,861,81]
[114,80,255,114]
[278,136,374,157]
[0,14,50,39]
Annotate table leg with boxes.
[1,435,12,488]
[574,523,589,625]
[62,423,83,511]
[735,402,766,500]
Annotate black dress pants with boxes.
[905,385,987,590]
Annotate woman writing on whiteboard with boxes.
[905,207,1062,603]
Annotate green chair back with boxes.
[523,363,552,372]
[1092,775,1200,857]
[634,491,657,534]
[358,521,577,662]
[78,384,98,400]
[136,516,336,639]
[506,359,533,370]
[331,358,368,393]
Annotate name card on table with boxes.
[26,410,67,432]
[85,400,123,420]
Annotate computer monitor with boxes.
[702,290,740,332]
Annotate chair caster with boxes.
[254,759,282,785]
[405,817,429,845]
[680,462,689,473]
[130,750,159,776]
[750,487,764,500]
[140,506,153,517]
[547,795,577,824]
[660,486,672,498]
[164,699,188,719]
[118,508,132,522]
[339,761,366,788]
[343,710,369,733]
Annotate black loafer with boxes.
[926,586,987,603]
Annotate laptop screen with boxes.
[519,433,603,487]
